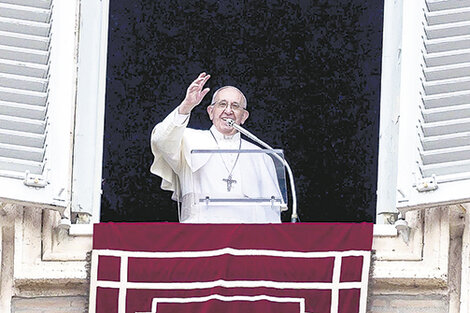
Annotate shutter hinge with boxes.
[23,170,49,188]
[397,188,408,203]
[415,174,438,192]
[53,188,67,203]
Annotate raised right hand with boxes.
[178,72,211,114]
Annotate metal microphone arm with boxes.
[226,119,298,223]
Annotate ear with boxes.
[241,110,249,124]
[207,105,214,120]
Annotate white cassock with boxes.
[150,108,283,223]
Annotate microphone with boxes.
[225,119,298,223]
[225,119,266,146]
[226,118,235,127]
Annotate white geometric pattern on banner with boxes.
[89,248,371,313]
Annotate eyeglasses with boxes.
[212,101,245,112]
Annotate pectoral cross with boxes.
[223,174,237,192]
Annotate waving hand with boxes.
[178,73,211,114]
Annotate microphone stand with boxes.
[226,119,298,223]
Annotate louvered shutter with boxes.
[0,0,76,209]
[395,0,470,211]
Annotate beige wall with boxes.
[11,296,87,313]
[0,204,91,313]
[369,294,449,313]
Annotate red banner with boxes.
[89,223,373,313]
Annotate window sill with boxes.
[373,224,398,237]
[69,224,93,236]
[67,223,399,237]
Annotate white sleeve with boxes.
[150,108,190,175]
[173,111,190,126]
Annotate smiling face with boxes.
[207,87,249,136]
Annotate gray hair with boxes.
[210,86,247,108]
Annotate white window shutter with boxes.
[0,0,76,210]
[0,0,50,177]
[395,0,470,212]
[71,0,109,222]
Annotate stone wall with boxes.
[369,294,449,313]
[0,204,92,313]
[11,296,87,313]
[1,203,467,312]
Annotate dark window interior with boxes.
[101,0,384,222]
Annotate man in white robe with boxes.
[150,73,283,223]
